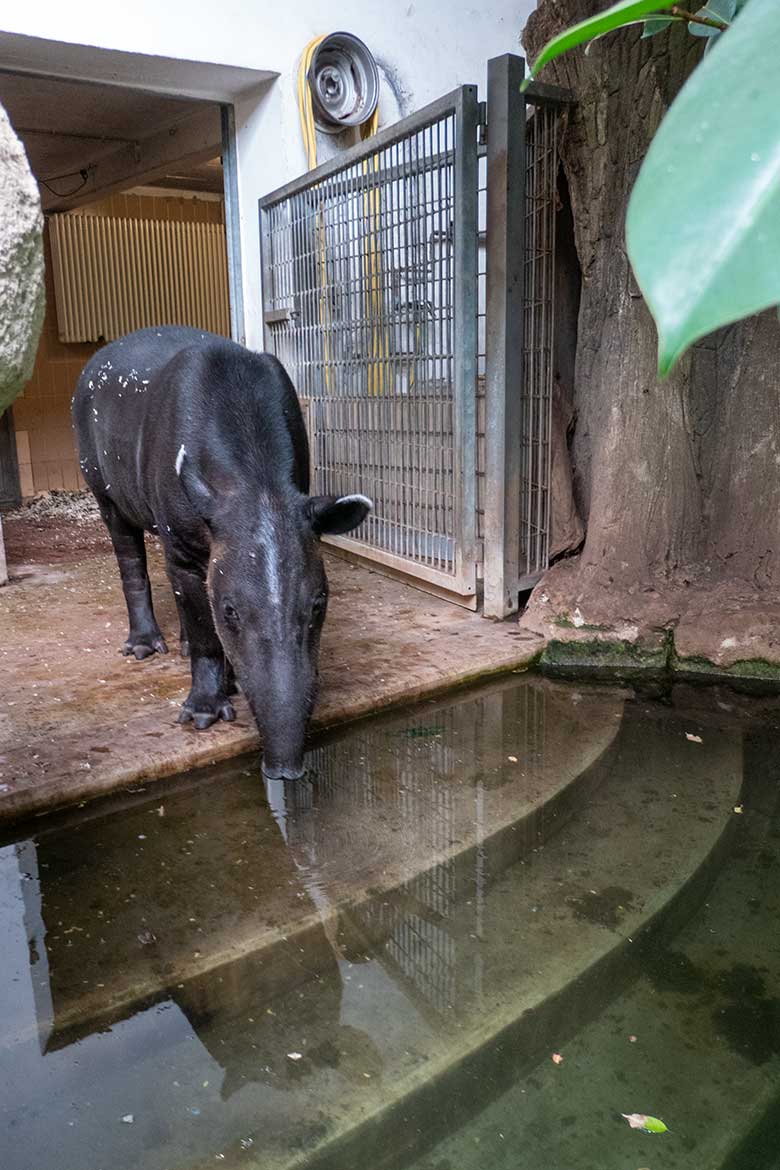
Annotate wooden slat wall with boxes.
[48,213,230,343]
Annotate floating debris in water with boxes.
[287,1052,303,1061]
[622,1112,668,1134]
[685,732,703,743]
[734,805,744,814]
[121,1114,134,1124]
[508,755,518,763]
[551,1052,564,1065]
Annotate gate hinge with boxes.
[477,101,488,146]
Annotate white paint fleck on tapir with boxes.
[175,444,186,475]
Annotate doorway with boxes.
[0,67,233,500]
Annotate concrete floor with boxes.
[0,517,542,823]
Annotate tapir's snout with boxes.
[261,756,306,782]
[246,671,310,784]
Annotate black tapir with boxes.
[72,326,372,780]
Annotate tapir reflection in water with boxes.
[72,326,372,780]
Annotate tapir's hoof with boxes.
[177,697,236,730]
[180,640,190,658]
[123,633,168,660]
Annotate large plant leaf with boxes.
[626,0,780,374]
[522,0,676,86]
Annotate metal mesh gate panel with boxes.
[260,88,479,605]
[521,103,559,581]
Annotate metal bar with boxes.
[265,149,458,207]
[483,54,526,618]
[452,84,480,595]
[324,536,478,609]
[523,79,574,107]
[258,204,274,351]
[221,104,245,344]
[259,88,465,209]
[264,306,296,324]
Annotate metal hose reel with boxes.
[307,32,379,133]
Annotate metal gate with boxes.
[260,87,479,606]
[259,57,569,614]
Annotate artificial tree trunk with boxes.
[522,0,780,676]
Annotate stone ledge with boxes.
[522,559,780,686]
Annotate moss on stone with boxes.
[672,652,780,685]
[540,635,669,679]
[538,628,780,690]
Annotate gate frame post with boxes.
[483,54,526,619]
[220,104,246,347]
[453,84,481,599]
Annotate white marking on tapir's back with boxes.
[175,444,186,476]
[337,494,373,510]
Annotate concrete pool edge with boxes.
[0,644,544,827]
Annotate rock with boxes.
[0,101,45,416]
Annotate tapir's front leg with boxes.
[168,563,236,730]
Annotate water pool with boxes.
[1,675,778,1170]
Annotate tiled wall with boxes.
[12,191,225,498]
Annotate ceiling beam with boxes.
[41,106,222,212]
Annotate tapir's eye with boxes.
[223,601,239,624]
[309,593,327,627]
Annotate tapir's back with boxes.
[72,327,310,525]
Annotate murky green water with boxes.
[1,675,779,1170]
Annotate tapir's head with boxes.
[179,457,371,780]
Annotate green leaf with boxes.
[523,0,677,86]
[622,1111,670,1133]
[688,0,736,35]
[642,15,674,35]
[626,0,780,374]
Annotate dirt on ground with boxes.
[3,491,111,565]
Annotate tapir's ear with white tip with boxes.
[308,493,373,536]
[176,446,217,522]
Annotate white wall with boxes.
[0,0,536,347]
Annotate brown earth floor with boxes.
[0,515,542,823]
